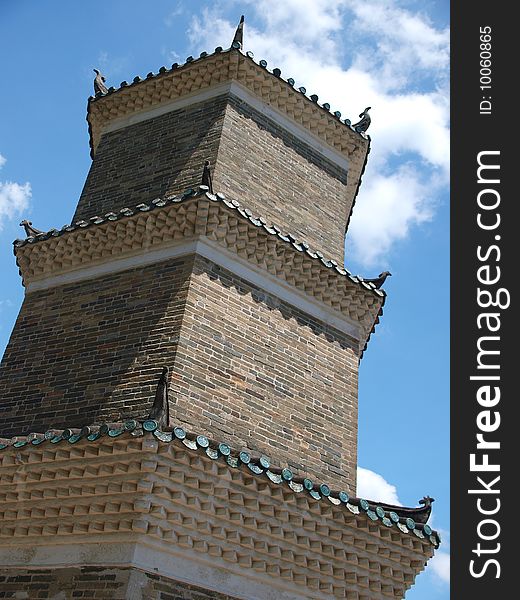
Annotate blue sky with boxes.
[0,1,450,596]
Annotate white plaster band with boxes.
[0,541,326,600]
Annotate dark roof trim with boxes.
[345,136,371,235]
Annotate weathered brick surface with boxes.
[2,82,362,496]
[213,97,349,263]
[169,255,359,492]
[0,567,238,599]
[0,254,358,492]
[74,93,349,262]
[73,96,228,224]
[0,567,125,599]
[129,570,239,600]
[0,256,194,436]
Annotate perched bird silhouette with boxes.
[19,220,44,238]
[147,367,170,429]
[93,69,109,95]
[352,107,371,133]
[201,160,213,193]
[232,15,245,46]
[364,271,391,289]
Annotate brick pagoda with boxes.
[0,21,438,599]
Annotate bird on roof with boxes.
[147,366,170,429]
[201,160,214,193]
[364,271,391,289]
[93,69,109,95]
[352,107,371,133]
[232,15,245,46]
[19,220,44,238]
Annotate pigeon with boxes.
[19,220,44,238]
[352,107,371,133]
[93,69,108,95]
[147,366,170,429]
[201,160,213,193]
[232,15,245,46]
[364,271,391,289]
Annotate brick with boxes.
[74,97,227,226]
[0,568,238,599]
[0,252,359,491]
[74,93,349,263]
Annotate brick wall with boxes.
[0,256,194,437]
[169,255,359,492]
[73,96,228,224]
[0,254,359,492]
[74,93,349,262]
[0,567,238,599]
[213,97,349,263]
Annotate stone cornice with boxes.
[0,420,437,599]
[86,48,369,168]
[0,418,438,536]
[13,190,385,355]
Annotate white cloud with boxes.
[424,524,450,584]
[184,0,449,267]
[165,3,184,27]
[345,0,449,91]
[430,549,450,583]
[0,155,31,231]
[357,467,401,505]
[358,468,451,586]
[245,0,346,49]
[347,165,436,265]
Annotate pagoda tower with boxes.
[0,21,438,599]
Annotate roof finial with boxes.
[201,160,213,193]
[19,220,44,238]
[419,496,435,508]
[232,15,245,47]
[352,106,371,133]
[93,68,108,96]
[364,271,391,289]
[147,367,170,429]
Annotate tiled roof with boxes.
[0,417,440,548]
[13,187,385,298]
[13,188,385,356]
[88,43,368,140]
[85,45,370,172]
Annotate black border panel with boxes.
[451,3,514,596]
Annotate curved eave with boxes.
[86,46,369,160]
[365,499,434,526]
[0,418,440,548]
[13,188,386,297]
